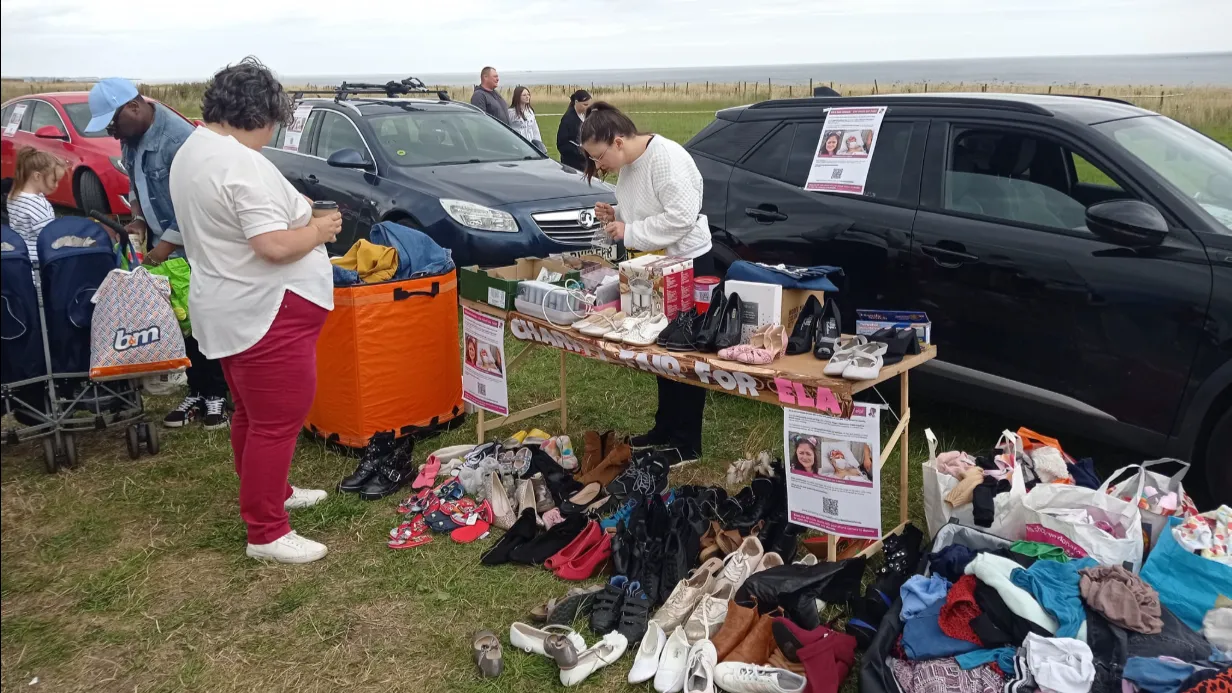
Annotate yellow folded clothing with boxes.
[331,239,398,283]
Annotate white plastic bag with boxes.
[922,429,1028,540]
[142,370,188,395]
[1023,476,1146,571]
[89,267,190,381]
[1100,459,1199,553]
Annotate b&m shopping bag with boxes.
[1141,516,1232,631]
[89,267,190,381]
[1021,477,1146,572]
[922,429,1028,540]
[1100,459,1199,553]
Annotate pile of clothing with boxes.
[330,222,454,286]
[864,523,1230,693]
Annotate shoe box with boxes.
[855,309,932,344]
[781,289,827,330]
[460,258,582,311]
[724,282,827,343]
[618,254,694,320]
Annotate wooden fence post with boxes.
[874,79,879,95]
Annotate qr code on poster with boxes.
[830,168,844,180]
[478,383,487,396]
[823,498,839,515]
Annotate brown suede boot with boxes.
[722,608,781,666]
[711,599,759,661]
[576,442,630,486]
[582,431,604,476]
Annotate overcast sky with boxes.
[2,0,1228,80]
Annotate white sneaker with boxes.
[629,621,667,684]
[684,583,734,642]
[284,486,328,510]
[580,311,626,337]
[603,314,644,341]
[654,627,691,693]
[713,662,807,693]
[653,557,722,632]
[246,531,327,564]
[623,314,669,346]
[560,631,628,686]
[753,552,783,574]
[683,639,717,693]
[710,536,764,595]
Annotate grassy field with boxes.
[1,77,1228,693]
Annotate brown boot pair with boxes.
[699,521,743,562]
[577,431,629,486]
[711,600,784,666]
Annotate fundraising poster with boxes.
[282,103,313,152]
[804,106,887,195]
[462,307,509,416]
[784,404,882,538]
[4,103,28,137]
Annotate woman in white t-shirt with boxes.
[169,58,341,565]
[506,86,544,153]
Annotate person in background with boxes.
[169,57,340,565]
[555,89,592,172]
[84,77,231,431]
[6,148,65,271]
[583,102,714,466]
[470,67,510,125]
[507,86,544,153]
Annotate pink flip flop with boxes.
[413,455,442,489]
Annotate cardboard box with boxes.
[856,309,932,344]
[619,255,694,319]
[724,280,783,342]
[459,258,581,311]
[781,289,826,330]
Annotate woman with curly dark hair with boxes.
[170,57,341,564]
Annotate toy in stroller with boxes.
[1,215,160,472]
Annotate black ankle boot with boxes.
[358,437,415,500]
[339,430,396,493]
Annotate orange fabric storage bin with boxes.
[305,272,463,448]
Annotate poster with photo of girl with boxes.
[784,405,882,539]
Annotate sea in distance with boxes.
[281,52,1232,87]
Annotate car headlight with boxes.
[440,199,518,233]
[109,156,126,174]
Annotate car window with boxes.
[741,124,794,180]
[61,102,107,138]
[1072,154,1122,189]
[28,101,64,133]
[692,120,775,162]
[268,122,285,148]
[299,110,326,153]
[943,128,1124,230]
[368,110,541,166]
[313,111,367,160]
[762,121,916,204]
[1,104,15,129]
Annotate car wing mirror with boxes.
[327,148,374,170]
[1086,199,1168,247]
[34,125,69,141]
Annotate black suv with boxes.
[687,94,1232,498]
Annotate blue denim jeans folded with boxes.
[725,261,843,292]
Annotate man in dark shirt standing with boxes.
[470,66,510,125]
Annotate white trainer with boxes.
[713,662,807,693]
[284,486,328,510]
[246,531,327,564]
[654,626,691,693]
[623,314,669,346]
[683,639,718,693]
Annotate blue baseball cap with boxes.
[85,78,139,133]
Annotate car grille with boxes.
[532,209,602,245]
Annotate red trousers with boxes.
[220,291,328,544]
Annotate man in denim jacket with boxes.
[86,78,231,431]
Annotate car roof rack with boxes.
[293,77,450,103]
[747,95,1052,116]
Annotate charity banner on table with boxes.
[282,103,313,152]
[505,311,867,418]
[804,106,888,195]
[784,404,882,538]
[462,307,509,416]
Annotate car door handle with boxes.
[745,206,788,223]
[306,174,319,184]
[922,244,979,269]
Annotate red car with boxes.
[1,92,194,215]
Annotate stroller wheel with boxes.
[42,437,59,474]
[126,426,141,460]
[144,424,160,455]
[63,434,77,468]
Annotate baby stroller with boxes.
[1,216,156,472]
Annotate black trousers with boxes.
[649,249,718,457]
[184,333,228,400]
